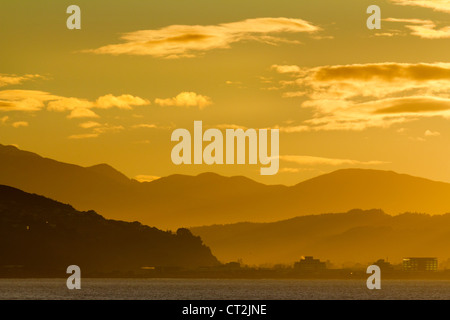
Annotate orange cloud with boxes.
[0,74,42,87]
[390,0,450,13]
[299,96,450,131]
[67,108,99,119]
[272,62,450,131]
[79,121,101,129]
[0,90,58,111]
[407,24,450,39]
[95,94,150,109]
[131,123,158,129]
[385,18,450,39]
[372,96,450,114]
[271,64,302,74]
[310,62,450,83]
[47,97,93,111]
[425,129,441,136]
[273,124,310,133]
[69,123,125,140]
[0,90,150,117]
[92,124,125,134]
[85,17,320,58]
[215,124,248,130]
[155,92,212,109]
[68,133,99,139]
[293,62,450,102]
[279,155,388,166]
[11,121,29,128]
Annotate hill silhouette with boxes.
[191,209,450,266]
[1,144,450,229]
[86,163,131,184]
[0,185,218,276]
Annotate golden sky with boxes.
[1,0,449,185]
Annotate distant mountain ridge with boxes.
[1,143,450,229]
[191,209,450,266]
[0,184,218,276]
[86,163,131,184]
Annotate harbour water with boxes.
[1,278,449,300]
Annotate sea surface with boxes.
[0,278,449,300]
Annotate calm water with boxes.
[0,278,449,300]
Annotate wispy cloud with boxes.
[131,123,175,130]
[84,17,320,58]
[67,108,99,119]
[390,0,450,13]
[11,121,29,128]
[0,116,30,129]
[425,129,441,136]
[271,62,450,131]
[279,155,389,166]
[374,32,398,37]
[271,64,302,74]
[273,124,310,133]
[95,94,150,109]
[91,124,125,134]
[0,90,150,118]
[69,123,125,139]
[47,97,93,112]
[385,18,450,39]
[131,123,158,129]
[79,121,101,129]
[68,133,99,139]
[215,124,248,130]
[0,74,43,87]
[0,90,59,111]
[155,92,212,109]
[281,91,307,98]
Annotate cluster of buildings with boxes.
[294,256,439,272]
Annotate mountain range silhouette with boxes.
[1,143,450,230]
[191,209,450,265]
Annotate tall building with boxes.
[402,257,438,272]
[294,256,326,272]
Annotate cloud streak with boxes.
[96,94,149,109]
[390,0,450,13]
[272,62,450,131]
[85,17,320,58]
[0,90,60,111]
[385,18,450,39]
[271,64,302,74]
[0,74,42,87]
[0,90,150,118]
[425,129,441,136]
[68,133,99,139]
[279,155,389,166]
[79,121,101,129]
[70,123,125,139]
[11,121,29,128]
[155,92,212,109]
